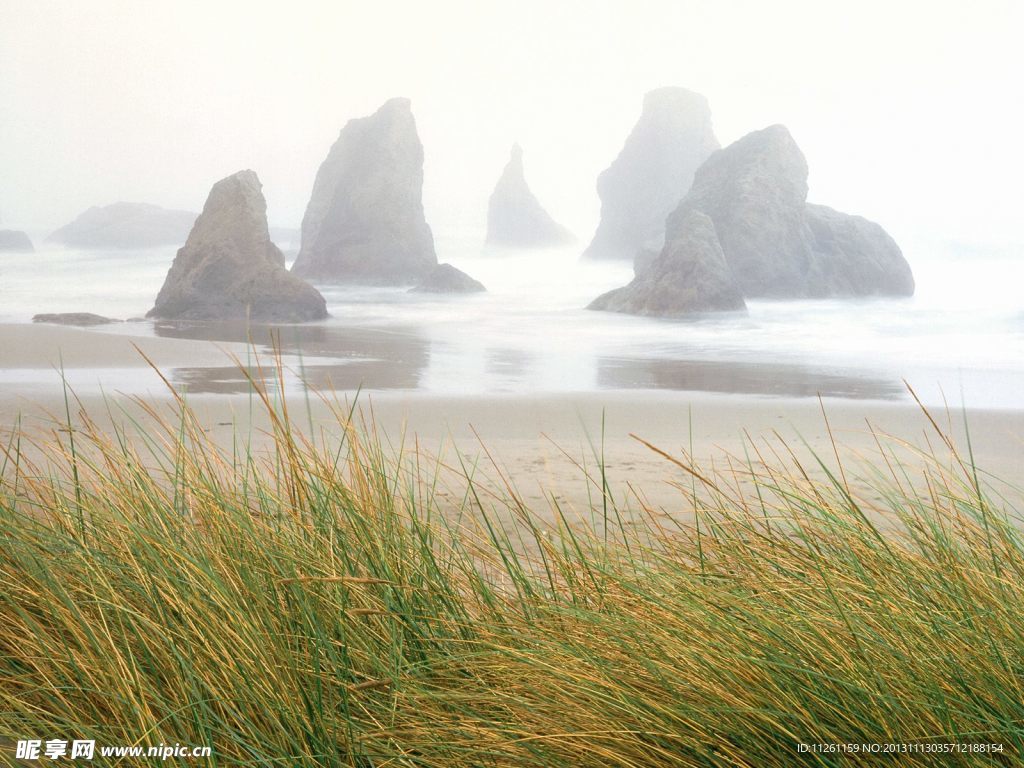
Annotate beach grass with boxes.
[1,375,1023,766]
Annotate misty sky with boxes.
[1,0,1022,251]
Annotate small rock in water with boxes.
[33,312,121,326]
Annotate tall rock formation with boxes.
[582,87,719,260]
[148,170,327,322]
[588,211,745,316]
[291,98,437,284]
[48,203,196,248]
[0,230,34,252]
[486,144,573,248]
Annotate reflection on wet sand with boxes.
[598,356,905,400]
[153,321,430,394]
[151,320,905,400]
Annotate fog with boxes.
[2,0,1022,252]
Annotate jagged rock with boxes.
[666,124,914,298]
[588,211,744,316]
[667,124,812,297]
[291,98,437,284]
[583,87,719,260]
[486,144,573,248]
[32,312,120,326]
[0,230,34,252]
[805,204,915,296]
[148,170,327,322]
[410,263,486,294]
[48,202,196,248]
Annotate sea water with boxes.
[0,231,1021,407]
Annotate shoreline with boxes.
[1,322,1021,513]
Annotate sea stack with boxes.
[0,230,34,252]
[148,170,327,322]
[582,87,719,261]
[291,98,438,284]
[588,211,744,316]
[47,202,196,248]
[486,144,573,248]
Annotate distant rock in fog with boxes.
[291,98,437,284]
[0,229,34,252]
[486,144,573,248]
[588,211,745,316]
[33,312,120,326]
[148,170,327,322]
[804,204,915,296]
[410,263,486,293]
[582,87,719,261]
[48,202,196,249]
[589,124,914,318]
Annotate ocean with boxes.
[1,231,1022,408]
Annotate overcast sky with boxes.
[1,0,1022,251]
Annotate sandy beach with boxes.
[2,323,1021,515]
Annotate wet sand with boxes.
[1,323,1021,515]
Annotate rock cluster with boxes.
[583,87,719,260]
[48,202,196,248]
[590,124,914,317]
[486,144,573,248]
[148,170,327,322]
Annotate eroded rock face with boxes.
[0,230,34,252]
[148,170,327,322]
[486,144,573,248]
[667,124,812,298]
[291,98,437,284]
[588,211,744,316]
[48,203,196,248]
[805,204,915,296]
[583,87,719,261]
[410,263,486,293]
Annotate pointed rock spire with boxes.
[148,170,327,321]
[486,144,573,248]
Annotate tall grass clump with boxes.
[1,378,1023,766]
